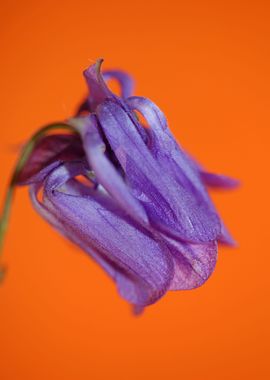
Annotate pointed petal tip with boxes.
[201,172,241,190]
[132,304,145,316]
[219,236,239,248]
[218,222,238,247]
[96,57,104,66]
[83,59,115,111]
[83,58,105,80]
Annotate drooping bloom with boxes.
[0,59,238,308]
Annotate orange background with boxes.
[0,1,269,379]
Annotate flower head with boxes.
[0,59,238,309]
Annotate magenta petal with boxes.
[17,134,84,184]
[19,160,63,185]
[166,238,217,290]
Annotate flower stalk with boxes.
[0,123,78,279]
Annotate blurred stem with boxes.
[0,122,78,280]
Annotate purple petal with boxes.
[33,161,174,306]
[127,97,227,244]
[103,70,135,99]
[30,179,119,281]
[97,99,220,243]
[73,115,149,225]
[80,60,132,115]
[218,221,237,246]
[181,155,238,245]
[83,59,121,111]
[126,97,217,204]
[184,153,240,190]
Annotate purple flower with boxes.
[0,59,238,308]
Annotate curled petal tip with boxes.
[83,59,114,111]
[96,57,104,69]
[83,58,104,76]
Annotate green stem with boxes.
[0,122,78,280]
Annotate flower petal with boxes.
[164,237,218,290]
[103,69,135,99]
[17,134,84,184]
[19,160,63,185]
[128,97,229,246]
[36,161,174,306]
[218,221,237,246]
[97,99,219,243]
[126,97,219,204]
[200,171,240,189]
[29,180,118,280]
[73,115,149,225]
[83,59,126,111]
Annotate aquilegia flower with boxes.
[0,59,238,309]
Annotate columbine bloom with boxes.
[0,59,238,309]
